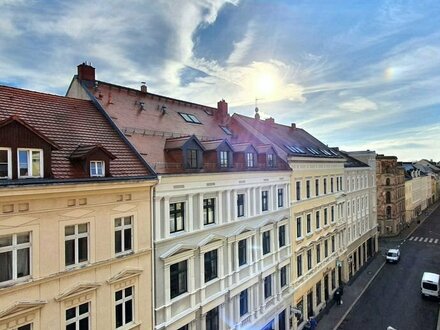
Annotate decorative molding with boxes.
[107,268,143,284]
[0,300,46,320]
[60,209,94,218]
[55,282,101,302]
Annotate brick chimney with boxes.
[265,117,275,125]
[141,82,147,93]
[216,99,229,122]
[291,123,296,129]
[77,62,95,81]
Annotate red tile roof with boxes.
[0,85,154,180]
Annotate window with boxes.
[315,211,320,229]
[115,216,132,255]
[262,231,271,255]
[296,217,302,238]
[177,326,188,330]
[316,282,322,305]
[279,225,286,248]
[237,194,245,217]
[246,152,255,168]
[17,325,32,330]
[323,178,327,194]
[332,236,335,253]
[170,202,185,233]
[90,160,104,177]
[278,188,284,207]
[264,274,272,299]
[238,239,247,266]
[262,191,269,211]
[278,310,286,330]
[331,206,335,222]
[187,149,198,169]
[315,179,319,196]
[179,112,201,124]
[306,214,311,234]
[386,178,391,186]
[316,244,321,263]
[386,191,391,204]
[280,266,287,288]
[296,182,301,201]
[297,254,302,277]
[203,198,215,225]
[18,149,42,178]
[386,206,392,219]
[65,224,88,267]
[331,177,334,193]
[66,302,89,330]
[219,150,230,167]
[220,125,232,135]
[239,289,248,316]
[204,250,218,282]
[307,249,312,270]
[267,153,275,167]
[170,260,187,299]
[324,240,328,258]
[206,307,219,330]
[324,208,328,226]
[0,148,11,178]
[0,232,31,284]
[306,180,310,198]
[115,287,134,328]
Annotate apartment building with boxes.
[67,63,294,330]
[376,155,405,236]
[229,114,346,329]
[0,86,156,329]
[339,151,378,281]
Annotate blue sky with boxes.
[1,0,440,161]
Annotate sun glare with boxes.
[254,73,278,97]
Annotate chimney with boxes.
[291,123,296,129]
[141,82,147,93]
[265,117,275,125]
[216,99,229,122]
[77,62,95,81]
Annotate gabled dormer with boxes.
[201,139,234,169]
[256,144,278,168]
[0,116,60,180]
[69,144,116,178]
[231,143,258,169]
[165,135,205,170]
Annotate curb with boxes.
[332,260,386,330]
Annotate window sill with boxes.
[65,262,89,271]
[296,237,304,242]
[0,276,32,289]
[116,321,141,330]
[115,250,134,258]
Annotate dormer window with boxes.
[18,149,43,178]
[246,152,255,168]
[267,153,276,167]
[187,149,198,169]
[90,160,105,177]
[0,148,11,179]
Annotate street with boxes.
[338,206,440,330]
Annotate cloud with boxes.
[338,97,378,113]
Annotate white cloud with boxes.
[338,97,378,112]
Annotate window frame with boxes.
[296,181,301,201]
[203,198,216,225]
[238,238,247,267]
[0,147,12,179]
[297,254,303,277]
[64,223,89,268]
[17,148,43,178]
[296,217,302,239]
[267,153,275,167]
[246,152,255,168]
[0,232,32,285]
[90,160,105,177]
[307,249,312,270]
[306,214,311,234]
[280,265,287,288]
[170,202,185,233]
[315,178,319,196]
[315,211,320,230]
[65,302,90,330]
[115,286,134,329]
[204,249,218,283]
[179,112,202,124]
[306,180,310,198]
[237,193,245,218]
[277,188,284,208]
[219,150,230,168]
[187,149,199,169]
[261,190,269,212]
[239,289,249,317]
[262,230,271,255]
[278,225,286,248]
[205,306,219,330]
[264,274,272,300]
[114,216,133,256]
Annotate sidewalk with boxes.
[316,201,440,330]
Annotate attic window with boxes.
[0,148,11,179]
[204,109,213,116]
[220,126,232,135]
[319,148,333,156]
[90,160,105,177]
[329,149,339,156]
[285,145,305,154]
[179,112,202,124]
[18,149,43,178]
[306,147,321,155]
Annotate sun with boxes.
[254,72,278,98]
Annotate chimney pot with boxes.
[77,62,95,81]
[291,123,296,129]
[265,117,275,125]
[216,99,229,122]
[141,82,147,93]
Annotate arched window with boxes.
[386,191,391,204]
[386,206,392,219]
[386,178,390,186]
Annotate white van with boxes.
[421,272,440,298]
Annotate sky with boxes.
[1,0,439,162]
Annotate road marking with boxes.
[413,236,420,241]
[429,238,434,243]
[424,237,429,242]
[409,236,414,241]
[435,239,439,244]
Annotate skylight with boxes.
[285,145,306,154]
[179,112,202,124]
[319,148,332,156]
[306,147,321,155]
[220,126,232,135]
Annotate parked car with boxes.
[386,248,400,263]
[421,272,440,298]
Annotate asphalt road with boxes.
[338,206,440,330]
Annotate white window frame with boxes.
[114,216,133,256]
[115,286,134,329]
[65,302,90,330]
[90,160,105,177]
[64,223,89,268]
[0,232,32,286]
[17,148,43,178]
[0,147,12,179]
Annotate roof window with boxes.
[179,112,202,124]
[220,126,232,135]
[285,145,306,154]
[306,147,321,155]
